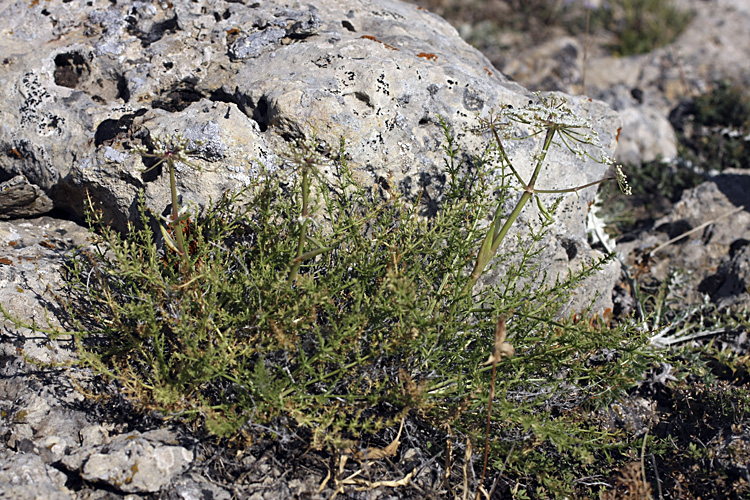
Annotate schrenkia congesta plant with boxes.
[4,93,642,496]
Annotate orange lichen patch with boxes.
[417,52,438,61]
[484,66,493,76]
[360,35,398,51]
[9,148,23,159]
[38,241,56,250]
[616,127,622,143]
[0,257,12,266]
[226,28,241,36]
[8,241,19,246]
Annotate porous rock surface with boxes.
[0,1,623,498]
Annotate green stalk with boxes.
[288,166,310,286]
[463,128,557,294]
[168,158,190,272]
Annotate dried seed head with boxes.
[484,315,514,365]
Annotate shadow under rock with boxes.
[713,172,750,213]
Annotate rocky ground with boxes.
[2,0,750,498]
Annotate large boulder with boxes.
[0,1,620,308]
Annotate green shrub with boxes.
[606,0,693,56]
[4,96,652,497]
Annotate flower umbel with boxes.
[614,164,632,196]
[134,134,205,272]
[136,134,204,174]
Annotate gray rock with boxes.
[0,216,90,366]
[618,169,750,308]
[0,450,74,500]
[705,243,750,307]
[500,0,750,166]
[615,106,677,165]
[0,368,93,467]
[502,36,586,94]
[0,0,622,313]
[77,431,193,493]
[230,27,287,61]
[0,175,53,219]
[165,474,233,500]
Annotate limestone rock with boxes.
[0,216,90,365]
[500,0,750,166]
[618,170,750,308]
[616,106,678,165]
[702,242,750,307]
[165,474,233,500]
[0,451,74,500]
[0,175,53,219]
[77,430,193,493]
[502,36,586,94]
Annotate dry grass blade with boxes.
[353,468,417,490]
[444,427,453,490]
[483,314,514,366]
[346,418,405,460]
[462,436,472,500]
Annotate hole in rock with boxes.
[354,91,371,106]
[94,109,147,147]
[655,219,692,242]
[252,96,271,132]
[560,238,578,261]
[152,80,203,112]
[730,239,750,257]
[116,74,130,103]
[54,52,89,89]
[127,15,179,47]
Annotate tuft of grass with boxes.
[601,0,693,56]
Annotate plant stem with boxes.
[168,158,189,272]
[475,361,497,500]
[288,166,310,286]
[463,128,557,294]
